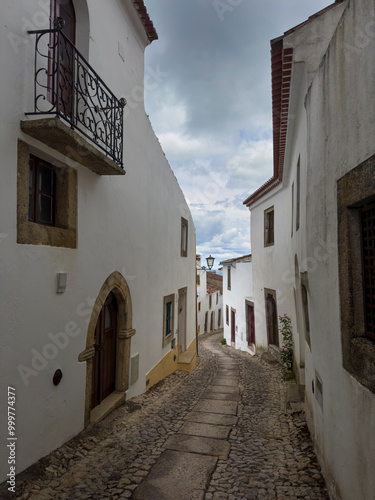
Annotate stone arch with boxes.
[78,271,135,426]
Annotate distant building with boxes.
[0,0,196,480]
[220,255,254,353]
[244,1,375,498]
[196,255,223,334]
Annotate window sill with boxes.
[17,220,76,249]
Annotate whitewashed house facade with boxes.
[244,1,375,498]
[196,256,223,334]
[0,0,196,481]
[221,255,254,354]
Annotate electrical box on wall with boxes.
[131,353,139,385]
[57,273,67,294]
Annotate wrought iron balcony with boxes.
[26,28,126,168]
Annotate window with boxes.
[361,204,375,339]
[218,308,222,327]
[196,273,200,286]
[296,158,300,231]
[337,154,375,393]
[264,206,274,247]
[300,273,311,348]
[226,305,229,325]
[181,217,188,257]
[291,182,294,237]
[198,301,201,313]
[209,294,212,309]
[227,266,231,290]
[162,294,174,347]
[17,140,77,248]
[29,155,55,225]
[216,292,218,305]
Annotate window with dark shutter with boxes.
[362,204,375,340]
[29,155,55,226]
[264,206,274,246]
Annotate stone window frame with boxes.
[162,294,175,348]
[181,217,188,257]
[17,140,77,248]
[264,206,275,247]
[338,153,375,394]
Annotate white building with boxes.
[196,256,223,334]
[244,1,375,498]
[0,0,196,481]
[221,255,254,354]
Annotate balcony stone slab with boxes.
[21,117,125,175]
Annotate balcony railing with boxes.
[26,28,126,168]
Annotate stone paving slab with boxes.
[206,385,240,394]
[164,434,231,459]
[178,421,231,440]
[185,411,238,426]
[211,377,238,387]
[194,399,238,415]
[202,391,240,401]
[132,450,217,500]
[216,370,240,376]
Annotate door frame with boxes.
[245,300,255,347]
[231,307,236,344]
[178,287,187,352]
[78,271,135,426]
[265,288,279,346]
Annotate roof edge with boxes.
[131,0,158,43]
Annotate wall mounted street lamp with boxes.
[206,255,215,270]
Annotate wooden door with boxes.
[246,303,255,345]
[204,312,208,332]
[91,293,117,409]
[210,311,214,331]
[266,292,279,346]
[231,310,236,343]
[50,0,76,117]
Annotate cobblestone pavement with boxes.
[5,331,329,500]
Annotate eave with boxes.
[131,0,158,43]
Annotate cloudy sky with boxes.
[143,0,330,267]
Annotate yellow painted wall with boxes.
[146,346,178,391]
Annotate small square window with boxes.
[264,206,274,246]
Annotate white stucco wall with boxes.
[304,1,375,498]
[0,0,196,480]
[249,1,375,497]
[222,260,253,354]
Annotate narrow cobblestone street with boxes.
[8,331,329,500]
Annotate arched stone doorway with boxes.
[78,271,135,426]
